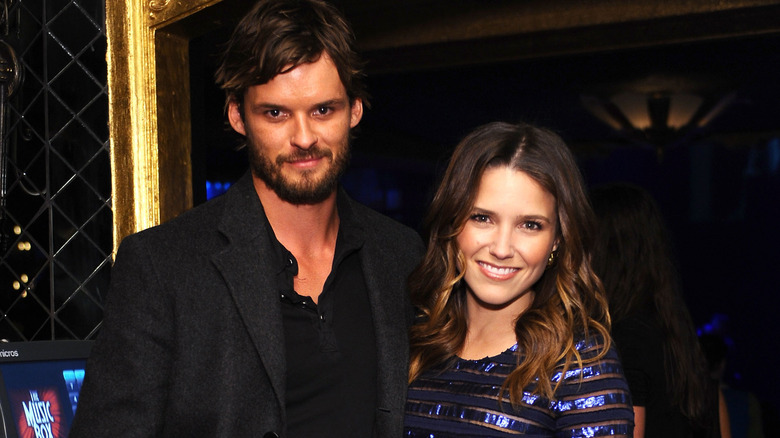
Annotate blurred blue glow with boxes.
[206,181,231,200]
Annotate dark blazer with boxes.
[70,173,424,437]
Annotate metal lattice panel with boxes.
[0,0,110,341]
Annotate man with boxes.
[70,1,423,437]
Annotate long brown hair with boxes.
[409,122,611,405]
[590,183,715,426]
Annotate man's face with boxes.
[228,53,363,204]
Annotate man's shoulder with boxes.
[136,173,257,236]
[136,194,226,238]
[118,189,241,259]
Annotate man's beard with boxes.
[247,137,350,205]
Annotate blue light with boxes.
[206,180,232,200]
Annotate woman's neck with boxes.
[459,289,534,360]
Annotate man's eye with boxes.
[316,106,332,115]
[267,109,281,117]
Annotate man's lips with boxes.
[288,156,322,167]
[281,148,332,168]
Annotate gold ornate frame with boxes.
[106,0,238,252]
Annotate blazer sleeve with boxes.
[70,234,174,437]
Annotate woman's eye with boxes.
[470,214,489,223]
[522,221,542,230]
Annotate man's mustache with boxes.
[276,146,333,165]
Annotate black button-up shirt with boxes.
[268,196,377,437]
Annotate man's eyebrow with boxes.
[247,98,347,111]
[311,98,347,108]
[248,102,287,111]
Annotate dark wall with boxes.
[190,25,780,428]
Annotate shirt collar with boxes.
[262,186,366,275]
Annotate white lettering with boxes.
[21,391,55,433]
[33,422,54,438]
[22,400,36,427]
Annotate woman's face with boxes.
[456,166,558,319]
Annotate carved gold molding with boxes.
[149,0,172,13]
[106,0,224,253]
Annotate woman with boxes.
[404,122,634,437]
[590,183,725,438]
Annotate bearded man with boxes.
[70,1,423,437]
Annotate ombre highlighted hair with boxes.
[408,121,611,405]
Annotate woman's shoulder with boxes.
[572,331,616,358]
[550,333,634,433]
[554,332,626,389]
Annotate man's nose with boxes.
[291,115,317,149]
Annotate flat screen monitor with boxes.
[0,340,93,438]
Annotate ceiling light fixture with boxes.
[581,75,736,161]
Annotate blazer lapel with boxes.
[210,174,286,412]
[351,199,409,417]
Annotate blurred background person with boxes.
[700,331,766,438]
[590,183,725,438]
[404,122,634,437]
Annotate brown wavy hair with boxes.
[590,183,716,427]
[214,0,369,110]
[408,121,611,405]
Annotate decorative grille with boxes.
[0,0,109,341]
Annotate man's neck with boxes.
[253,177,340,256]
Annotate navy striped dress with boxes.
[404,335,634,437]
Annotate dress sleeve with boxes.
[69,234,173,437]
[553,337,635,438]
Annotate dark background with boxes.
[188,5,780,432]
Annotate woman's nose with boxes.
[489,227,514,259]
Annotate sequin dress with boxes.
[404,335,634,437]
